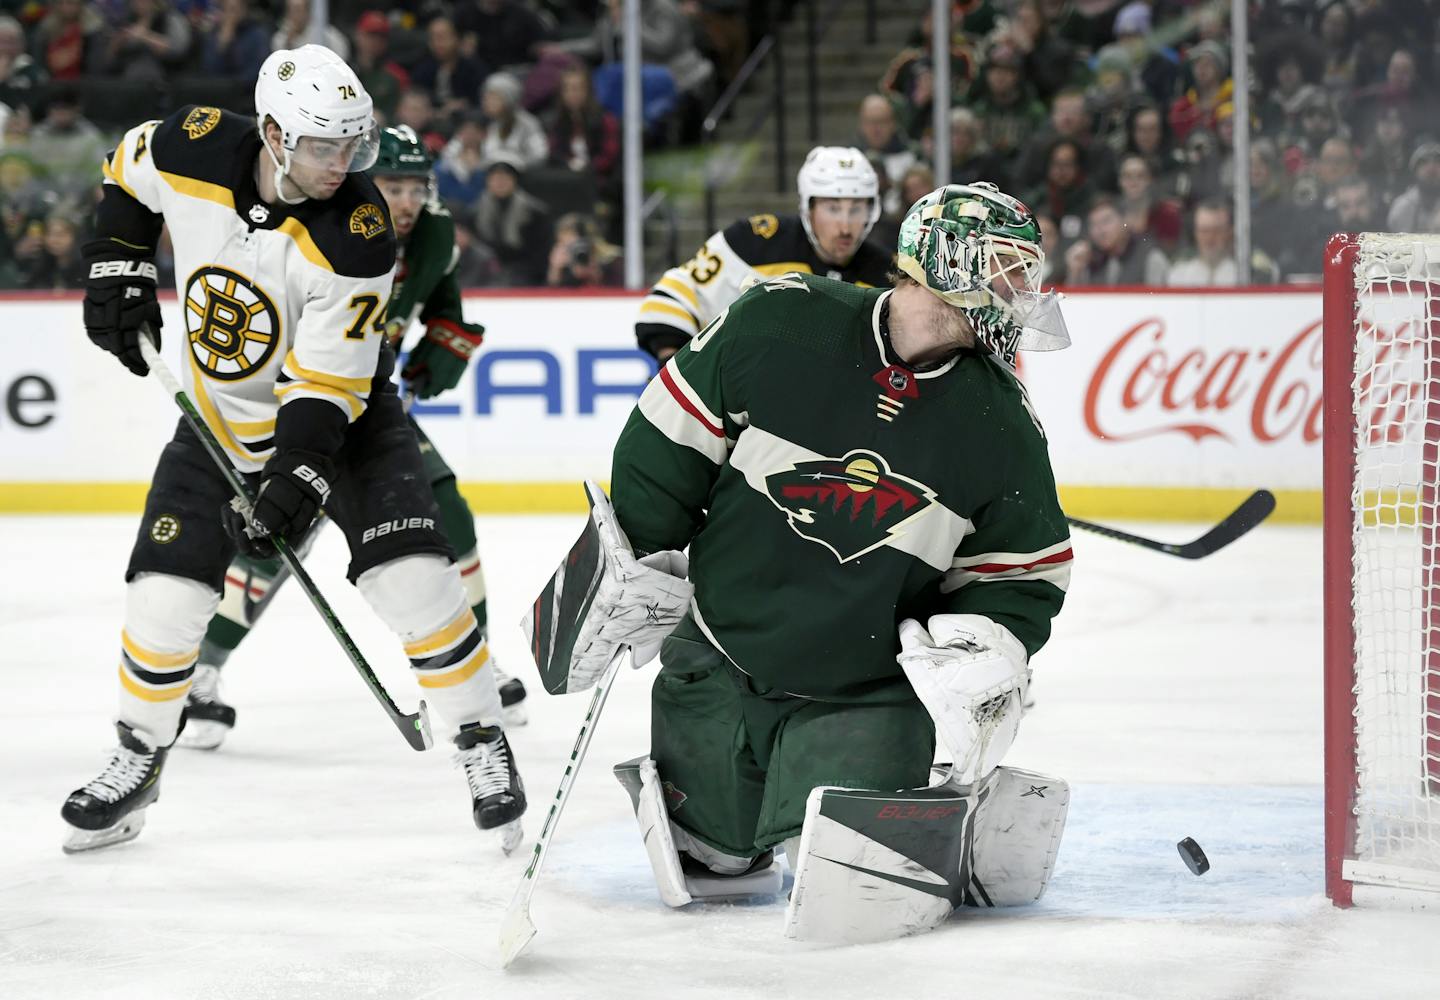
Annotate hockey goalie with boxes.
[526,183,1074,944]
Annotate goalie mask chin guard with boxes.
[896,182,1072,365]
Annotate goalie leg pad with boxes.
[783,784,976,945]
[963,765,1069,907]
[615,756,781,905]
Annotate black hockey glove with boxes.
[82,241,163,377]
[222,451,333,559]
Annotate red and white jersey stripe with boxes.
[942,539,1074,593]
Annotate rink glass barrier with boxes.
[0,287,1322,521]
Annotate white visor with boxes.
[291,126,381,173]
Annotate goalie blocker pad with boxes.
[783,765,1069,944]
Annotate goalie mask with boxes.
[896,182,1070,366]
[255,45,380,204]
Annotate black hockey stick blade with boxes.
[137,331,433,752]
[1066,489,1276,559]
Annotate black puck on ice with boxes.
[1177,837,1210,876]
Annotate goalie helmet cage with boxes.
[1324,231,1440,907]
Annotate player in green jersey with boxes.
[180,126,527,751]
[530,182,1076,941]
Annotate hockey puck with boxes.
[1177,837,1210,876]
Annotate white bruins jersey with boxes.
[99,105,396,472]
[635,213,892,356]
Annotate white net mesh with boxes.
[1349,232,1440,887]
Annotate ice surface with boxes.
[2,515,1437,999]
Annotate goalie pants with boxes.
[651,615,935,859]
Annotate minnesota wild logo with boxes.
[765,450,935,562]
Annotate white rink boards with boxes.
[2,514,1438,1000]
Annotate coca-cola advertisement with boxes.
[1021,291,1325,491]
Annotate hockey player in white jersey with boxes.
[62,45,526,853]
[634,146,894,363]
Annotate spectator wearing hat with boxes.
[1169,40,1232,144]
[271,0,348,60]
[1387,144,1440,233]
[854,93,919,216]
[200,0,271,83]
[351,10,409,123]
[473,152,552,286]
[411,15,488,126]
[1085,44,1143,169]
[455,0,548,76]
[1112,1,1180,108]
[0,15,46,113]
[969,42,1045,174]
[481,71,548,169]
[545,66,619,190]
[1001,0,1081,104]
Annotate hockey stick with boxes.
[1066,489,1276,559]
[498,646,630,968]
[236,388,415,622]
[137,333,433,752]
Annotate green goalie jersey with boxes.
[611,274,1072,701]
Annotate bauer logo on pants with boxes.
[150,514,181,544]
[183,267,280,381]
[361,517,435,544]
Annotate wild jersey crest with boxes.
[182,106,222,140]
[349,203,387,240]
[764,450,936,562]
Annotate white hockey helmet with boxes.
[255,45,379,202]
[797,146,882,250]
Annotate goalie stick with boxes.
[1066,489,1276,559]
[499,646,630,968]
[138,332,433,752]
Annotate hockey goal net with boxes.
[1324,231,1440,906]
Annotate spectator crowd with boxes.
[0,0,1436,290]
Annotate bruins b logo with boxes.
[349,203,387,239]
[182,106,221,140]
[183,267,281,381]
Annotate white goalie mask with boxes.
[255,45,379,204]
[797,146,881,254]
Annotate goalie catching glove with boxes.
[400,319,485,399]
[522,481,693,694]
[897,614,1029,785]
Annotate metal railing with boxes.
[699,0,871,233]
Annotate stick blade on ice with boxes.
[497,900,536,969]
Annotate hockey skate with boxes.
[493,662,528,727]
[176,665,236,750]
[61,722,170,854]
[454,723,526,853]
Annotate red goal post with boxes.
[1324,232,1440,907]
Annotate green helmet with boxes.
[373,125,433,177]
[896,182,1069,365]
